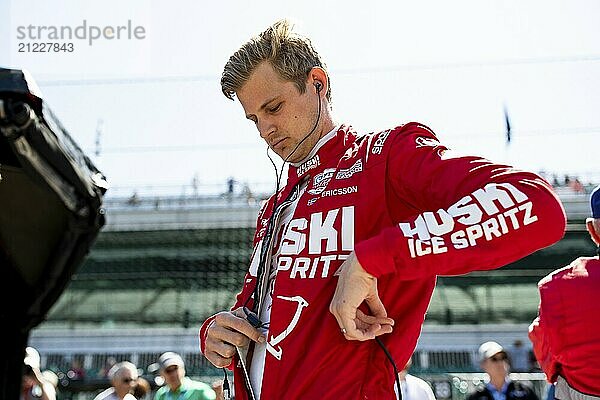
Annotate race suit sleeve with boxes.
[528,268,563,384]
[354,122,567,279]
[529,316,559,383]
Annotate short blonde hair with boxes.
[221,19,331,101]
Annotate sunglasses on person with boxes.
[490,354,508,362]
[165,366,179,374]
[122,377,137,383]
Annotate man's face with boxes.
[482,352,509,379]
[161,364,184,389]
[114,371,137,397]
[237,62,321,163]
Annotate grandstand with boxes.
[28,184,595,399]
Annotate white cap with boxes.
[158,352,184,371]
[24,347,40,370]
[478,341,505,362]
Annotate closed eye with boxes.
[267,102,282,113]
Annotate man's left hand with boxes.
[329,252,394,341]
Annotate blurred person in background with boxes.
[133,376,152,400]
[21,347,56,400]
[211,381,225,400]
[67,358,86,381]
[153,352,215,400]
[199,18,566,400]
[93,361,138,400]
[529,185,600,399]
[467,341,539,400]
[41,370,59,391]
[397,357,436,400]
[98,356,118,378]
[508,339,530,372]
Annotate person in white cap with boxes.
[153,351,216,400]
[467,341,539,400]
[93,361,138,400]
[529,185,600,399]
[21,346,56,400]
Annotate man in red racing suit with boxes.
[529,185,600,398]
[199,20,567,400]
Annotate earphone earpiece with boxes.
[314,82,323,93]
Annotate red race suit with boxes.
[200,122,566,400]
[529,256,600,396]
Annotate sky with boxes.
[1,0,599,198]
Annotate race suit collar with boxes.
[290,125,340,168]
[287,124,355,186]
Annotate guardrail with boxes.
[99,185,595,231]
[47,371,550,400]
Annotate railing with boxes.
[102,179,597,211]
[37,363,550,400]
[98,181,596,232]
[30,324,541,377]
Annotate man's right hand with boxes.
[204,307,266,368]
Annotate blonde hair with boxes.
[221,19,331,101]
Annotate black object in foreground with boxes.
[0,68,108,400]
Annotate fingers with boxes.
[330,253,382,341]
[334,305,389,341]
[217,310,266,344]
[338,319,391,341]
[342,309,394,340]
[356,309,395,329]
[330,255,394,341]
[361,287,394,337]
[366,321,394,337]
[205,326,241,367]
[204,311,266,368]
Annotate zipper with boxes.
[239,181,304,400]
[254,182,302,314]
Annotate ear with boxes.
[586,218,600,246]
[307,67,328,97]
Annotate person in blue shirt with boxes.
[467,341,539,400]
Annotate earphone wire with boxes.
[376,337,402,400]
[244,85,322,317]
